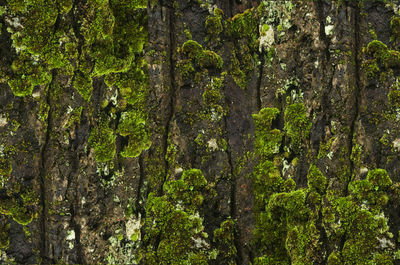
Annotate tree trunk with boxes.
[1,0,400,264]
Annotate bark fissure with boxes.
[256,51,264,110]
[223,114,243,265]
[339,2,362,254]
[67,144,84,264]
[348,1,362,187]
[162,6,176,186]
[137,153,145,215]
[38,75,54,264]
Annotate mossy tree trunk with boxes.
[1,0,400,264]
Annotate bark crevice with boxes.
[38,74,54,264]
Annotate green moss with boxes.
[365,40,400,71]
[8,52,52,97]
[317,137,335,159]
[388,89,400,108]
[327,251,342,265]
[182,40,204,59]
[205,9,223,41]
[199,50,223,69]
[0,223,9,249]
[213,218,237,263]
[117,110,151,158]
[0,157,12,179]
[226,8,258,50]
[307,164,327,194]
[89,121,116,163]
[252,108,283,158]
[391,16,400,38]
[229,50,247,89]
[367,168,392,189]
[139,169,215,264]
[203,87,222,106]
[73,72,93,101]
[253,160,284,210]
[284,103,311,152]
[0,197,33,226]
[66,107,83,128]
[181,40,223,70]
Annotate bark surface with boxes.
[1,0,400,264]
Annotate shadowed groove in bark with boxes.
[137,153,146,215]
[162,3,176,188]
[348,0,362,191]
[223,113,243,265]
[67,134,84,264]
[256,48,264,111]
[38,74,53,264]
[339,1,362,254]
[314,2,331,262]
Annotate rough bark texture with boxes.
[2,0,400,264]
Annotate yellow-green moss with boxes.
[139,169,215,264]
[73,72,93,102]
[388,89,400,108]
[0,197,33,226]
[391,16,400,38]
[252,108,283,158]
[213,218,237,263]
[0,223,9,249]
[284,103,311,152]
[307,164,327,194]
[181,40,223,71]
[205,8,223,42]
[117,110,151,158]
[89,121,116,163]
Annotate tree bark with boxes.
[1,0,400,264]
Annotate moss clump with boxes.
[0,157,12,179]
[327,251,342,265]
[213,218,237,263]
[66,107,83,128]
[252,160,284,210]
[0,223,9,249]
[364,40,400,71]
[139,169,215,264]
[203,87,222,106]
[226,8,258,50]
[284,103,311,151]
[8,52,52,97]
[307,164,327,194]
[73,72,93,102]
[205,8,223,42]
[252,108,283,158]
[366,168,392,189]
[181,40,223,70]
[117,110,151,158]
[0,197,33,226]
[391,16,400,37]
[388,89,400,108]
[89,121,116,163]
